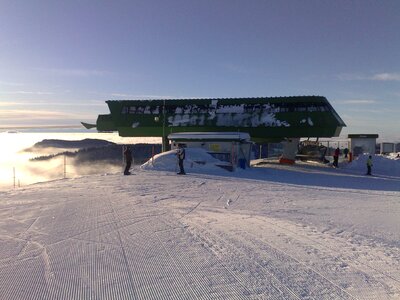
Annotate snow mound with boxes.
[141,148,232,174]
[344,154,400,177]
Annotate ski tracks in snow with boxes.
[0,171,399,299]
[184,211,399,299]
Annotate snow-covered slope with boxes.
[1,158,399,299]
[344,153,400,177]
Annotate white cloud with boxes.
[0,100,106,107]
[0,101,22,106]
[370,73,400,81]
[0,91,53,95]
[336,73,367,81]
[0,80,23,87]
[0,109,93,121]
[110,93,172,99]
[0,106,100,127]
[343,107,400,114]
[336,99,377,104]
[37,68,111,77]
[338,72,400,81]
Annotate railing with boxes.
[11,154,71,189]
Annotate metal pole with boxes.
[63,155,66,179]
[231,144,234,166]
[122,146,125,170]
[162,99,166,152]
[259,145,262,159]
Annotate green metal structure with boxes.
[84,96,345,146]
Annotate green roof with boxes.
[88,96,346,142]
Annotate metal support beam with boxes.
[162,135,170,152]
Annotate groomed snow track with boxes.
[0,169,399,299]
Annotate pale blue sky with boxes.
[0,0,399,140]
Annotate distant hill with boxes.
[26,138,116,150]
[72,143,162,165]
[30,141,162,165]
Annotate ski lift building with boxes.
[82,96,346,163]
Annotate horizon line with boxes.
[0,125,84,130]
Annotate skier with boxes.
[333,147,340,168]
[366,155,373,175]
[176,144,186,175]
[123,146,132,175]
[343,147,349,159]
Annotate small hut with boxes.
[348,134,379,156]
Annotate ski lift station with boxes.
[379,142,399,154]
[348,134,379,156]
[83,96,346,166]
[168,132,252,169]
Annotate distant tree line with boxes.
[30,143,162,165]
[25,138,115,152]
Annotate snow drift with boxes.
[344,154,400,177]
[141,148,233,174]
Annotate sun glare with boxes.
[0,131,161,190]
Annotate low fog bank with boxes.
[1,139,162,190]
[30,142,162,165]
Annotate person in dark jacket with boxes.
[343,148,349,158]
[366,155,373,175]
[333,147,340,168]
[176,144,186,175]
[123,146,132,175]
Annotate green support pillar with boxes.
[162,135,170,152]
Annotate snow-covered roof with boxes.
[168,132,251,141]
